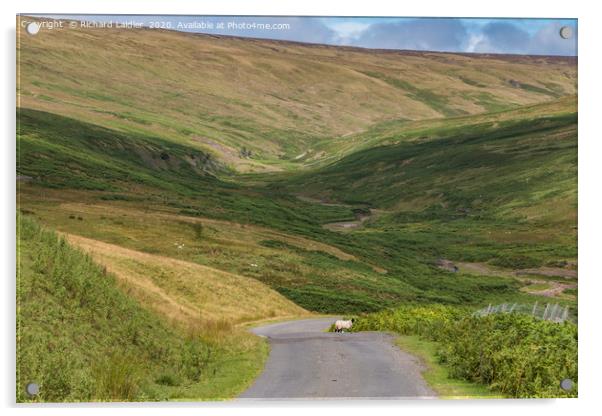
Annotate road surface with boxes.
[239,317,436,399]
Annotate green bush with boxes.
[437,314,577,398]
[93,354,141,401]
[350,305,577,398]
[490,254,542,269]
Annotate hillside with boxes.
[276,96,577,276]
[17,215,306,402]
[281,97,577,220]
[64,233,307,325]
[18,16,576,171]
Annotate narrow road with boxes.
[239,317,436,399]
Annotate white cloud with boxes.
[328,21,371,42]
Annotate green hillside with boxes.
[275,97,577,284]
[281,97,576,226]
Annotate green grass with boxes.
[16,215,269,402]
[522,282,552,291]
[275,102,577,274]
[359,71,466,117]
[394,335,501,398]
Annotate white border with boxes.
[2,1,600,415]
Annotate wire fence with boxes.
[473,302,574,323]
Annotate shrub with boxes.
[490,254,542,269]
[350,305,577,398]
[155,373,181,387]
[93,354,141,401]
[437,314,577,398]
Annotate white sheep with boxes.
[334,319,355,333]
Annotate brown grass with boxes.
[64,233,308,328]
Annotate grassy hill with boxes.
[16,34,577,312]
[18,16,576,172]
[280,97,576,221]
[17,215,305,402]
[276,96,577,283]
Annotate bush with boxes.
[490,254,542,269]
[351,304,464,341]
[155,372,181,387]
[93,354,141,401]
[350,305,577,398]
[437,314,577,398]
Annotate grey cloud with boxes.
[472,21,577,56]
[352,18,468,52]
[527,22,577,56]
[472,22,530,54]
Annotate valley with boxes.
[17,17,577,401]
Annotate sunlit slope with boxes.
[64,234,307,325]
[18,16,576,170]
[299,95,577,166]
[19,190,425,313]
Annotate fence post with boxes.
[543,303,550,320]
[552,304,560,321]
[532,301,538,316]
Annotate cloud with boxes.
[470,21,577,56]
[352,18,469,52]
[328,21,371,42]
[470,22,530,54]
[528,22,577,56]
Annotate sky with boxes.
[34,15,578,56]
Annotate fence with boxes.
[473,302,574,323]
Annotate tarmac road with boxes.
[239,317,436,399]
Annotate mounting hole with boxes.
[26,22,40,36]
[559,26,573,40]
[560,378,574,391]
[25,382,39,397]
